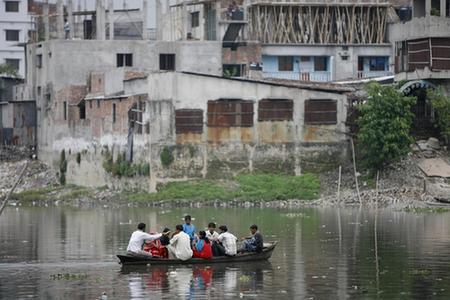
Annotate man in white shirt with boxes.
[217,225,237,256]
[167,224,193,261]
[127,223,163,256]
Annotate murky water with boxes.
[1,206,450,299]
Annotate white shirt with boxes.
[218,231,237,255]
[169,231,193,261]
[127,230,162,253]
[206,230,219,242]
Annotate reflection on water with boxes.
[1,206,450,299]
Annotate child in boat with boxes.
[143,228,170,258]
[182,215,196,241]
[206,222,221,256]
[193,231,212,259]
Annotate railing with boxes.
[357,71,393,78]
[262,71,332,82]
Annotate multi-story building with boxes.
[390,0,450,134]
[158,0,398,82]
[0,0,33,77]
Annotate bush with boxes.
[59,150,67,185]
[357,82,416,171]
[428,88,450,144]
[160,146,174,168]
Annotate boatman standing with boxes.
[127,223,164,256]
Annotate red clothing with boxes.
[193,242,213,259]
[143,239,168,258]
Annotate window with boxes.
[304,99,337,125]
[112,103,116,123]
[36,55,42,68]
[175,109,203,134]
[160,54,176,71]
[5,30,20,41]
[223,64,245,77]
[97,100,100,108]
[116,53,133,67]
[5,59,20,72]
[79,101,86,119]
[314,57,328,71]
[207,99,254,127]
[5,1,19,12]
[369,57,387,71]
[63,101,67,121]
[258,99,293,122]
[278,56,293,71]
[191,11,200,28]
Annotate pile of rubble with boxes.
[0,159,58,197]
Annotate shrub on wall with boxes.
[59,149,67,185]
[428,88,450,144]
[357,82,416,171]
[160,146,174,168]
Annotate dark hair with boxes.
[163,227,170,233]
[138,223,146,230]
[208,222,216,228]
[184,215,191,221]
[250,224,258,230]
[219,225,228,232]
[175,224,183,231]
[198,231,210,243]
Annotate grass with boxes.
[122,173,320,203]
[12,185,91,203]
[403,207,450,214]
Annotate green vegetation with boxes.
[160,146,174,168]
[59,150,67,185]
[357,82,416,171]
[403,207,450,213]
[102,150,150,177]
[428,88,450,144]
[123,173,320,203]
[12,185,90,203]
[0,63,19,78]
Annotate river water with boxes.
[0,206,449,299]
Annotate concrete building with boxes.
[0,0,33,77]
[389,0,450,134]
[158,0,399,83]
[16,1,355,190]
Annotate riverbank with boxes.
[1,143,449,210]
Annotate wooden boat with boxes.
[117,242,277,265]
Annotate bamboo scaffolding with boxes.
[249,5,388,44]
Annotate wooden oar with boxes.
[0,161,29,216]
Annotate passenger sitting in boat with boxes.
[126,223,164,256]
[143,228,171,258]
[217,225,237,256]
[206,222,221,256]
[243,224,264,253]
[193,231,213,259]
[182,215,196,241]
[167,224,193,261]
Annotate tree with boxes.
[0,63,19,78]
[428,88,450,144]
[357,82,416,171]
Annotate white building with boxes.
[0,0,33,77]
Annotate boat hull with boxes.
[117,242,277,265]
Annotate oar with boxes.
[0,160,29,216]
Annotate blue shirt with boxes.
[183,223,196,240]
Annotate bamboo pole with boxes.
[337,165,342,202]
[0,161,29,216]
[351,138,362,204]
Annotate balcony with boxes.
[357,70,393,79]
[262,71,332,82]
